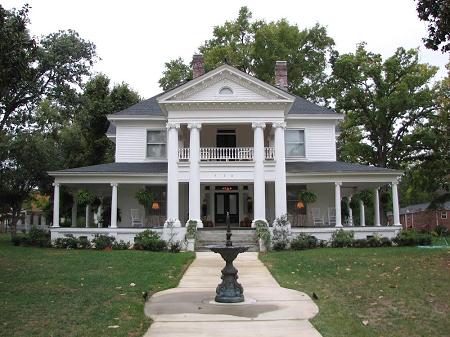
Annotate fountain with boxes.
[208,212,249,303]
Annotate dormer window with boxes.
[219,86,233,95]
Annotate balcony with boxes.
[178,147,275,162]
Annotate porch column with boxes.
[85,205,90,228]
[273,122,287,219]
[166,122,181,227]
[71,194,77,227]
[187,123,202,227]
[110,183,118,228]
[335,182,342,227]
[252,122,266,226]
[374,188,381,226]
[347,196,353,226]
[359,199,366,227]
[392,181,401,226]
[52,183,60,227]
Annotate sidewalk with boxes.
[144,252,322,337]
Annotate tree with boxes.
[158,7,335,103]
[416,0,450,52]
[332,44,438,169]
[0,4,96,132]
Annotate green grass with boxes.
[261,247,450,337]
[0,234,194,337]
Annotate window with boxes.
[285,129,305,157]
[441,211,448,219]
[219,86,233,95]
[146,130,166,158]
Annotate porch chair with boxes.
[328,207,336,227]
[130,209,144,228]
[311,208,325,227]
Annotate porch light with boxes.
[296,201,305,209]
[151,202,160,210]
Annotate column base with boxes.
[186,219,203,228]
[164,218,182,228]
[251,219,268,228]
[374,223,381,227]
[335,224,343,228]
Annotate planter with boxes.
[186,238,195,252]
[259,238,267,252]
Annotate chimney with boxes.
[275,61,288,91]
[192,54,205,79]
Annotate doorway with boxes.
[215,192,239,225]
[216,129,236,148]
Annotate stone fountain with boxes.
[208,212,249,303]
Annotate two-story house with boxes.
[49,55,402,246]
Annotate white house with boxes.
[49,55,402,246]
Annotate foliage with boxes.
[135,189,153,209]
[272,214,290,250]
[112,240,130,250]
[159,7,335,103]
[330,229,354,248]
[77,236,92,249]
[254,219,271,248]
[133,230,167,251]
[291,233,318,250]
[11,227,51,247]
[434,225,449,237]
[53,234,78,249]
[298,190,317,204]
[185,220,197,240]
[76,189,96,207]
[416,0,450,52]
[393,229,432,246]
[168,241,181,253]
[91,234,116,250]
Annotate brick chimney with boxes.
[192,54,205,79]
[275,61,288,91]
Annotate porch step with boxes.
[196,229,259,252]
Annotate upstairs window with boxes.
[285,129,305,157]
[146,130,166,158]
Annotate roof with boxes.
[113,93,164,116]
[51,162,167,175]
[288,95,335,114]
[396,201,450,215]
[286,161,400,174]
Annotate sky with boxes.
[4,0,449,98]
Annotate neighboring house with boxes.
[387,201,450,230]
[49,55,402,244]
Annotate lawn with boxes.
[0,234,194,337]
[261,247,450,337]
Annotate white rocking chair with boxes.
[131,209,144,227]
[328,207,336,227]
[311,208,325,227]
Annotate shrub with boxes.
[380,237,392,247]
[435,225,449,237]
[169,241,181,253]
[255,220,271,248]
[367,234,383,248]
[12,227,51,247]
[134,230,167,251]
[78,236,92,249]
[112,240,130,250]
[353,239,368,248]
[54,234,78,249]
[291,233,318,250]
[92,234,116,250]
[272,214,290,251]
[393,229,432,246]
[330,229,354,248]
[185,220,197,240]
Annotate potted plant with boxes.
[299,190,318,225]
[254,220,271,252]
[185,220,197,252]
[135,189,153,209]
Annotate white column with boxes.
[273,122,287,219]
[52,183,60,227]
[85,205,90,228]
[347,196,353,226]
[110,183,118,228]
[374,188,381,226]
[71,194,77,227]
[252,122,266,226]
[97,203,103,228]
[392,181,401,226]
[187,123,202,227]
[166,122,181,227]
[335,182,342,227]
[359,199,366,227]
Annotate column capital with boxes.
[52,182,60,187]
[166,122,180,130]
[252,122,266,129]
[335,181,342,187]
[187,122,202,130]
[272,121,286,129]
[111,183,118,187]
[391,180,399,186]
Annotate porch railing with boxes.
[178,147,275,161]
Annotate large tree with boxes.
[416,0,450,53]
[0,4,96,132]
[158,7,335,103]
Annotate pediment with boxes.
[158,65,295,104]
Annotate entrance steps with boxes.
[196,228,259,252]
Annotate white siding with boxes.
[186,79,269,101]
[286,120,336,161]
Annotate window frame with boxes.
[441,211,448,219]
[285,128,306,159]
[145,128,167,160]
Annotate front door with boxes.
[215,193,239,225]
[216,130,236,148]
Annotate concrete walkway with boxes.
[144,252,322,337]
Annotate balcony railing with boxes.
[178,147,275,161]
